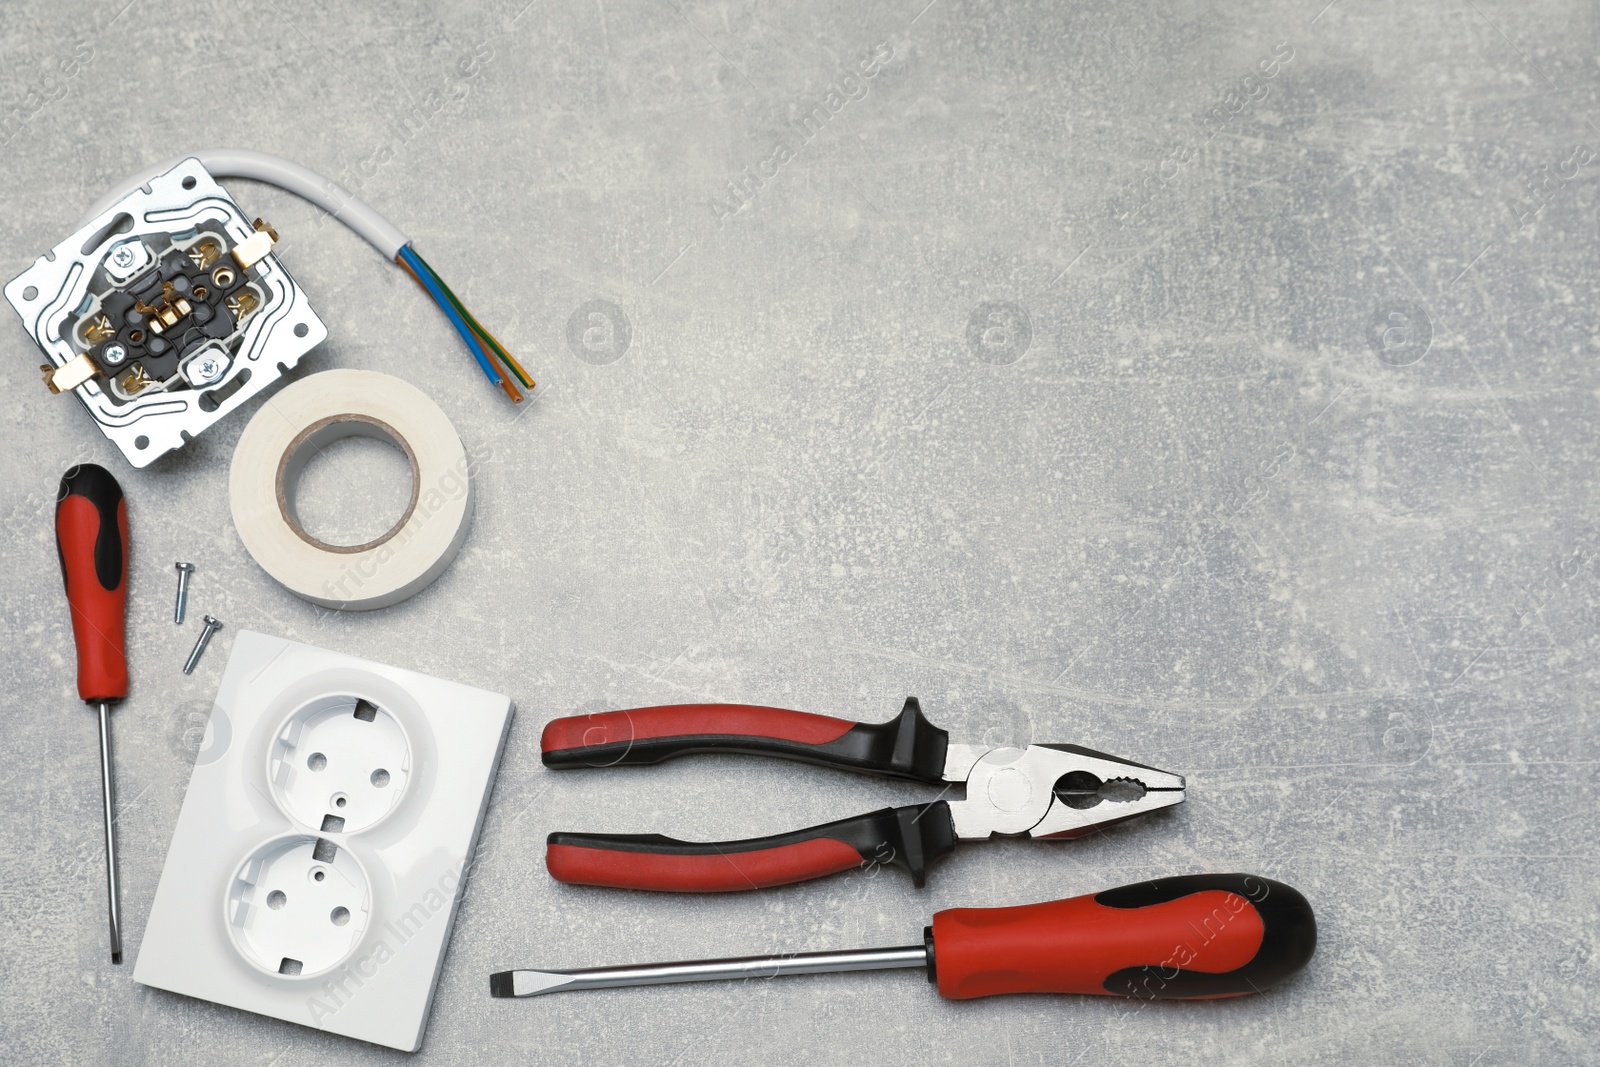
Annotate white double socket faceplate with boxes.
[134,631,513,1051]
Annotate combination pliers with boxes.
[541,698,1185,891]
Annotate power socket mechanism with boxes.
[134,631,513,1052]
[5,157,326,467]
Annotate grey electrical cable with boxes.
[77,149,410,259]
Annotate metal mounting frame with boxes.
[4,157,326,467]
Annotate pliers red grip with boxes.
[541,698,1185,892]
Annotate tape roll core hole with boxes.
[276,415,421,554]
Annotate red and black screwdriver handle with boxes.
[55,464,129,704]
[542,698,958,891]
[929,873,1316,1000]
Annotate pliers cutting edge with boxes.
[541,698,1185,892]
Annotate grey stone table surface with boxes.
[1,0,1596,1063]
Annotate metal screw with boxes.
[173,562,195,624]
[182,615,222,675]
[101,342,127,367]
[187,354,227,386]
[109,244,136,269]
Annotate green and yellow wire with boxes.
[396,245,534,403]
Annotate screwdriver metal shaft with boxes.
[492,945,928,997]
[96,701,122,964]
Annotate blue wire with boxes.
[397,244,501,385]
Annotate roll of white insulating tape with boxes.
[229,369,474,610]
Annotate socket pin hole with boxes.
[307,752,327,771]
[266,890,287,910]
[371,768,390,788]
[330,907,350,927]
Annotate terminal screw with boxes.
[182,615,222,675]
[184,352,228,386]
[173,562,194,624]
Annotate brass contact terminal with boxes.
[230,218,278,272]
[42,353,99,394]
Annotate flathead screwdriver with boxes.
[492,873,1316,1001]
[55,464,130,964]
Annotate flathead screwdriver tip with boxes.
[490,970,579,997]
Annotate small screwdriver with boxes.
[55,464,130,964]
[492,873,1315,1001]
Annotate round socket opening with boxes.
[268,695,411,834]
[225,835,371,979]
